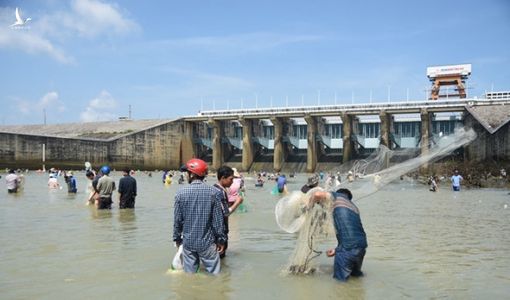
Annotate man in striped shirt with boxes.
[173,159,226,274]
[311,188,367,282]
[212,165,244,258]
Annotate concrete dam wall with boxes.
[0,119,186,170]
[1,107,510,172]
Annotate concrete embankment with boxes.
[0,119,184,170]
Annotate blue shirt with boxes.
[331,192,367,250]
[66,176,77,193]
[451,174,463,187]
[173,180,227,252]
[277,176,286,192]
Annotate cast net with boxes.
[275,127,477,274]
[275,187,334,274]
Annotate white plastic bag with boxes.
[171,245,183,270]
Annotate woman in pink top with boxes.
[227,168,244,206]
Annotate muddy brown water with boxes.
[1,172,509,299]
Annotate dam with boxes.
[1,97,510,172]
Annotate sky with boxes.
[0,0,509,125]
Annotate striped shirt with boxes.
[331,192,367,250]
[212,183,230,234]
[173,180,227,252]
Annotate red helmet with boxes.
[181,158,208,177]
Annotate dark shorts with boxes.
[8,188,18,193]
[452,186,460,191]
[119,197,135,209]
[98,197,112,209]
[333,247,366,281]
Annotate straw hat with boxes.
[232,168,241,178]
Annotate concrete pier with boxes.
[379,110,392,168]
[420,108,431,171]
[341,112,353,163]
[305,115,319,173]
[181,121,196,163]
[209,119,224,171]
[271,117,285,172]
[240,118,254,171]
[379,110,392,149]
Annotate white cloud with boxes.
[80,90,118,122]
[38,0,139,39]
[0,8,74,63]
[39,91,58,107]
[0,1,139,63]
[14,91,66,115]
[70,0,139,37]
[38,91,65,112]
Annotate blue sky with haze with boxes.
[0,0,509,124]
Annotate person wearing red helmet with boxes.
[173,158,227,274]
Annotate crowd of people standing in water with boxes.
[4,162,478,282]
[3,166,138,210]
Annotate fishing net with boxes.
[352,127,476,201]
[276,127,477,274]
[351,145,392,177]
[275,187,335,274]
[274,191,307,233]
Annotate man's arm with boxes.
[96,178,103,192]
[172,195,183,246]
[211,192,227,250]
[228,194,243,214]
